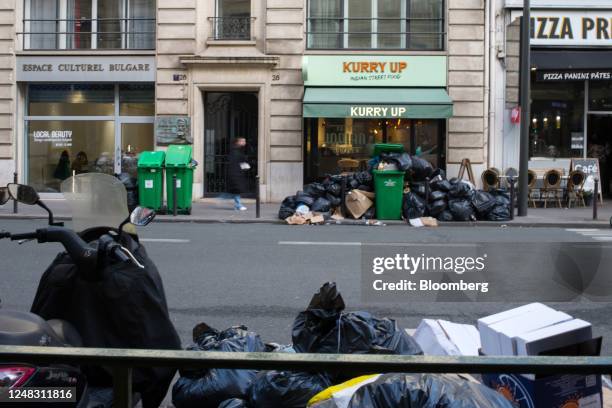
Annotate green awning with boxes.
[303,87,453,119]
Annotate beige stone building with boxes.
[0,0,496,201]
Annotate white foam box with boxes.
[515,319,593,356]
[414,319,480,356]
[477,303,553,355]
[493,310,573,355]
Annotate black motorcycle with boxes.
[0,174,181,407]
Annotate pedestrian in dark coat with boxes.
[227,137,249,210]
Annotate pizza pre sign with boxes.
[529,11,612,46]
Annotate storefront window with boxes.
[25,83,154,191]
[589,81,612,111]
[305,117,443,181]
[530,79,585,158]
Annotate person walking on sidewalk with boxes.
[227,137,250,211]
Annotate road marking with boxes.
[140,238,191,243]
[592,237,612,241]
[278,241,478,247]
[565,228,600,232]
[566,228,612,242]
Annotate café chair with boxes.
[528,170,538,208]
[338,158,359,175]
[566,170,586,208]
[503,167,518,189]
[541,169,563,208]
[481,168,500,191]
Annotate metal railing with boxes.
[1,345,611,408]
[208,17,255,41]
[19,17,156,50]
[306,17,445,50]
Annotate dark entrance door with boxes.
[587,114,612,197]
[204,92,258,197]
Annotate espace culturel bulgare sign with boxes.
[16,56,155,82]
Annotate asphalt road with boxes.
[1,219,611,355]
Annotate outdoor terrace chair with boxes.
[528,169,538,208]
[338,158,360,175]
[541,169,563,208]
[481,168,500,191]
[566,170,586,208]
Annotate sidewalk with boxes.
[1,197,611,227]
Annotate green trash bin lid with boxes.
[166,145,193,168]
[373,143,404,157]
[137,151,165,168]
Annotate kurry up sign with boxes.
[302,55,447,87]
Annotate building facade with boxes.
[498,0,612,196]
[1,0,494,202]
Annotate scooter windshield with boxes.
[61,173,129,232]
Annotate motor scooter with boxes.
[0,174,180,407]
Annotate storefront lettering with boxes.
[343,61,407,74]
[58,64,104,72]
[22,62,151,74]
[531,17,574,40]
[32,130,73,147]
[538,70,612,81]
[350,106,407,118]
[528,12,612,44]
[22,64,52,72]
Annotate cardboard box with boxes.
[414,319,480,356]
[345,190,374,219]
[493,310,572,356]
[478,303,553,355]
[515,319,592,356]
[482,373,602,408]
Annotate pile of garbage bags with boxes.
[279,152,512,223]
[173,283,512,407]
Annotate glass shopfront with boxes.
[304,117,445,181]
[25,83,154,192]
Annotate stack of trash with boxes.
[279,152,512,224]
[173,283,516,408]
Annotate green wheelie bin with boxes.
[137,151,165,211]
[165,145,195,215]
[373,170,405,220]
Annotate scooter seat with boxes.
[0,310,65,347]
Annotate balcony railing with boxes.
[19,18,156,50]
[208,17,255,41]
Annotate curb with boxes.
[1,213,610,228]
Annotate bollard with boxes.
[12,172,17,214]
[172,174,178,217]
[255,175,260,219]
[509,176,515,221]
[593,178,599,220]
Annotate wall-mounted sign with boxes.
[509,10,612,46]
[32,130,73,148]
[303,55,447,87]
[537,70,612,81]
[156,116,192,145]
[350,106,408,118]
[16,56,155,82]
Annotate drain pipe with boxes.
[485,0,496,173]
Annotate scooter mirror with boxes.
[7,184,39,205]
[0,187,9,205]
[130,206,156,227]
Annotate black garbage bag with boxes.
[471,190,497,217]
[311,197,332,213]
[410,157,434,181]
[295,191,315,207]
[363,206,376,219]
[429,190,446,202]
[410,182,427,198]
[487,204,511,221]
[303,183,327,199]
[448,199,476,221]
[431,168,446,179]
[326,193,342,208]
[249,371,331,408]
[437,210,454,222]
[349,178,361,190]
[430,177,452,192]
[219,399,250,408]
[326,182,342,197]
[358,184,374,192]
[355,171,373,186]
[278,196,297,220]
[380,152,412,172]
[429,199,447,216]
[449,180,474,198]
[402,192,427,220]
[292,283,422,356]
[347,373,513,408]
[490,189,511,206]
[172,324,266,408]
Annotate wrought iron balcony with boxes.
[209,17,255,41]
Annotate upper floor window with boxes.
[210,0,252,41]
[24,0,155,50]
[307,0,445,50]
